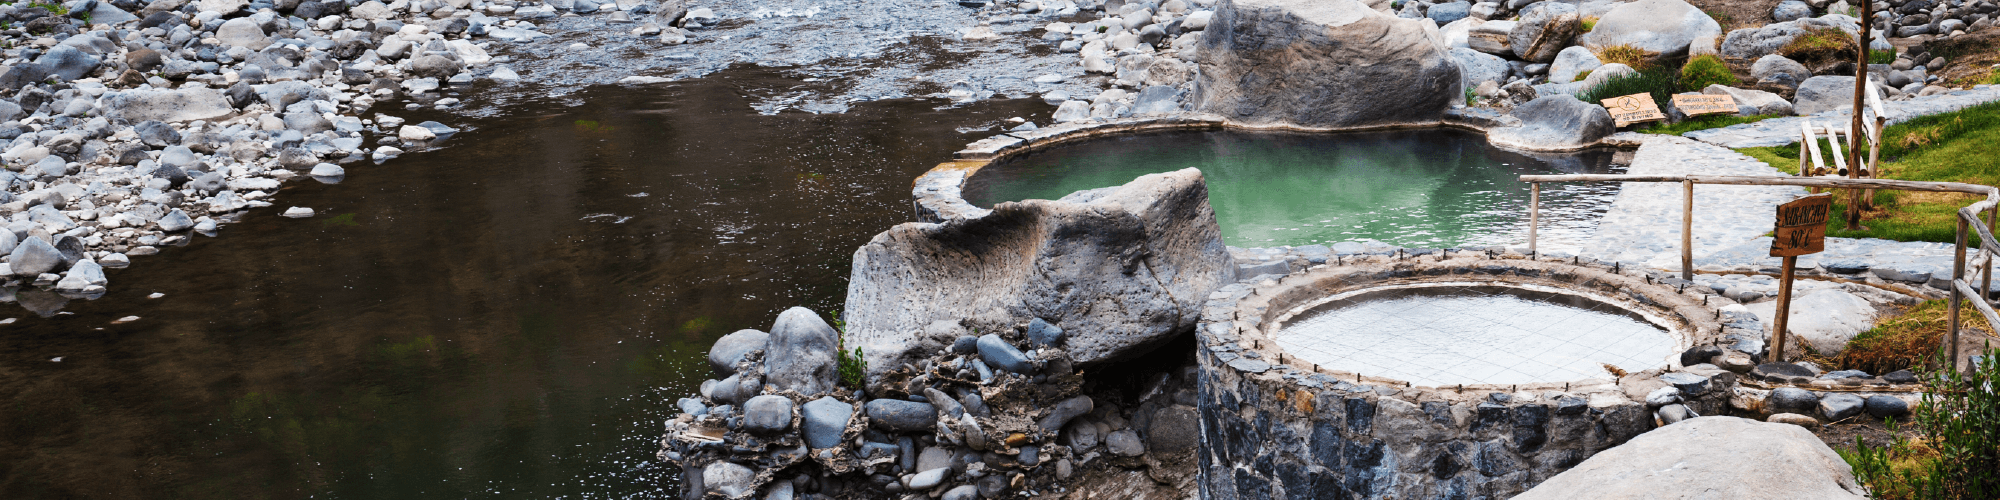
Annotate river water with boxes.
[0,69,1048,499]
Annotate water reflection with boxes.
[0,69,1048,499]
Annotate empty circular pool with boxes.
[1274,283,1680,387]
[962,129,1625,249]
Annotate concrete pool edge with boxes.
[914,108,1645,225]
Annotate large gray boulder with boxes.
[33,46,101,83]
[1720,17,1860,62]
[1486,94,1615,151]
[707,329,770,376]
[765,307,840,396]
[1751,54,1813,90]
[1746,287,1880,355]
[1577,0,1722,62]
[1450,47,1509,88]
[101,88,235,123]
[845,169,1230,389]
[1515,417,1868,499]
[1510,1,1579,63]
[1194,0,1460,129]
[1792,75,1886,116]
[8,236,61,277]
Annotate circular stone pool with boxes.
[962,129,1625,249]
[1272,283,1679,387]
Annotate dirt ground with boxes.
[1926,30,2000,87]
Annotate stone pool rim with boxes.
[1268,280,1691,385]
[914,111,1644,224]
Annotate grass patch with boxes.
[1639,113,1781,136]
[1736,100,2000,243]
[1828,300,1991,375]
[1679,54,1739,91]
[1579,16,1597,33]
[1871,48,1897,65]
[1595,44,1652,70]
[1778,27,1859,68]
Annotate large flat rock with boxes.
[1193,0,1459,129]
[844,168,1231,388]
[1515,416,1867,499]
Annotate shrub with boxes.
[1595,44,1651,69]
[1679,54,1739,91]
[829,310,867,388]
[1577,66,1679,113]
[1843,343,2000,499]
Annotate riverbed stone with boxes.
[801,397,852,449]
[708,329,769,376]
[1105,429,1144,456]
[1819,393,1865,421]
[1546,46,1602,84]
[1451,47,1509,88]
[101,88,235,123]
[8,236,60,277]
[1768,387,1821,414]
[906,468,947,490]
[1036,395,1093,432]
[1863,396,1908,418]
[766,307,839,396]
[216,18,273,50]
[1510,1,1578,63]
[1515,417,1867,499]
[1661,372,1711,396]
[866,399,937,432]
[941,485,980,500]
[743,395,794,433]
[1577,0,1721,62]
[702,461,756,498]
[1194,0,1461,128]
[1486,94,1614,151]
[976,334,1033,373]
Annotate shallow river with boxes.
[0,69,1048,499]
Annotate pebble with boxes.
[743,395,795,433]
[865,399,938,432]
[976,334,1034,373]
[941,485,980,500]
[801,397,853,449]
[1105,429,1144,456]
[1863,395,1909,418]
[282,207,316,218]
[905,468,947,490]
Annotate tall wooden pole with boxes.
[1772,255,1798,363]
[1682,180,1694,281]
[1847,0,1873,230]
[1528,183,1539,254]
[1951,216,1968,374]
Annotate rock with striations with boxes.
[1486,94,1614,151]
[1576,0,1722,63]
[1510,1,1579,63]
[707,329,770,376]
[845,169,1231,389]
[1720,17,1859,62]
[1467,20,1516,55]
[1515,416,1868,499]
[1193,0,1461,129]
[765,307,840,396]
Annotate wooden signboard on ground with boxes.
[1672,94,1738,117]
[1768,193,1832,362]
[1601,93,1666,127]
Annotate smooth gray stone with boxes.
[925,388,965,419]
[1036,396,1093,432]
[766,307,840,396]
[976,334,1033,373]
[7,236,60,277]
[1661,372,1711,396]
[941,485,980,500]
[801,396,852,449]
[951,335,979,354]
[1819,393,1865,421]
[701,462,755,499]
[1768,387,1820,414]
[1514,417,1869,498]
[708,328,770,376]
[1105,429,1145,456]
[1657,403,1693,424]
[1863,396,1908,418]
[1487,94,1613,151]
[1025,318,1064,347]
[865,399,937,432]
[906,467,947,490]
[743,395,794,433]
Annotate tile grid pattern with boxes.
[1275,284,1677,387]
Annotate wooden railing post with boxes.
[1528,182,1539,254]
[1952,215,1969,375]
[1682,179,1694,281]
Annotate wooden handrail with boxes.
[1519,173,2000,372]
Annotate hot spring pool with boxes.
[963,129,1626,249]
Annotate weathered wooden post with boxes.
[1682,179,1694,281]
[1769,193,1832,362]
[1528,182,1539,254]
[1848,0,1873,230]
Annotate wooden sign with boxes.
[1601,93,1666,127]
[1672,94,1738,116]
[1770,194,1831,257]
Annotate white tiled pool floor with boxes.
[1276,285,1677,386]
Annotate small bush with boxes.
[1843,343,2000,499]
[1577,66,1679,113]
[1837,300,1991,375]
[1679,54,1740,91]
[1595,44,1651,70]
[828,311,868,388]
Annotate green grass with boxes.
[1737,100,2000,243]
[1679,54,1739,92]
[1871,49,1897,65]
[1639,114,1781,136]
[1577,66,1679,112]
[1579,16,1597,33]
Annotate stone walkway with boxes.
[1684,84,2000,148]
[1583,136,1807,268]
